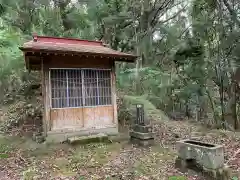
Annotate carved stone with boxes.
[174,157,188,173]
[130,104,155,146]
[202,165,232,180]
[176,139,224,170]
[175,139,231,180]
[175,157,231,180]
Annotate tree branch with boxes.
[150,0,173,27]
[141,5,187,40]
[221,0,240,27]
[178,24,192,37]
[160,5,187,24]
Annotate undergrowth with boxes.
[118,95,169,126]
[0,72,43,135]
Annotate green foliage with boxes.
[168,176,186,180]
[174,38,204,67]
[0,0,239,131]
[118,95,169,125]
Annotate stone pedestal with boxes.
[132,124,153,133]
[130,124,155,146]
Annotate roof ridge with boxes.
[32,34,103,44]
[26,40,108,47]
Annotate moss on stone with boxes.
[67,134,109,145]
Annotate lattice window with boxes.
[50,69,112,108]
[83,69,98,106]
[68,69,83,107]
[97,70,112,105]
[51,69,68,108]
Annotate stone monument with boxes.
[129,104,155,146]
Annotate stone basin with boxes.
[176,139,224,170]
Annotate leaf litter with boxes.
[0,119,240,179]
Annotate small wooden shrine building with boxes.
[19,35,136,140]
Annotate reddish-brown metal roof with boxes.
[20,35,137,61]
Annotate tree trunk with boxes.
[206,89,218,125]
[219,75,226,129]
[228,81,238,129]
[135,52,141,95]
[185,99,191,118]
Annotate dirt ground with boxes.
[0,118,240,180]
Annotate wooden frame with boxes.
[41,60,118,137]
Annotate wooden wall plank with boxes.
[95,106,114,128]
[51,106,114,131]
[82,107,95,129]
[45,56,112,69]
[50,108,84,130]
[83,106,114,129]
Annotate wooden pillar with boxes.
[41,60,51,136]
[41,59,47,137]
[44,69,51,132]
[111,63,118,126]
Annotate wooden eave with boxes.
[19,35,137,70]
[20,47,137,61]
[20,49,136,70]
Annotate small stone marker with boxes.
[129,104,155,146]
[175,139,231,180]
[136,104,145,125]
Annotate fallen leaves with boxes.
[0,119,240,179]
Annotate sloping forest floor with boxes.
[0,96,240,180]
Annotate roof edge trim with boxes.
[20,47,137,62]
